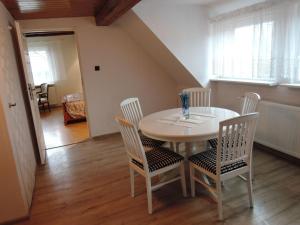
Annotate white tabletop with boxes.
[139,107,239,142]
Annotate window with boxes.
[212,21,273,81]
[210,1,300,84]
[29,49,55,85]
[28,40,66,86]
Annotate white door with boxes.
[15,22,46,164]
[0,21,37,207]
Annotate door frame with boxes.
[16,25,92,154]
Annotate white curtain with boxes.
[28,40,66,85]
[210,0,300,84]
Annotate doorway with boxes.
[25,31,89,149]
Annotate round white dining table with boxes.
[139,107,239,143]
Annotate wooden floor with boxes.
[16,134,300,225]
[40,107,89,149]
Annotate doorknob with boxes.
[9,103,16,108]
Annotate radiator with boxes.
[255,101,300,159]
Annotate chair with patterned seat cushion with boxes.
[115,117,187,214]
[173,87,211,153]
[132,147,184,172]
[37,83,51,112]
[189,113,259,220]
[120,98,165,148]
[182,87,211,107]
[208,92,261,149]
[241,92,261,115]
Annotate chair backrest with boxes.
[216,113,259,175]
[40,83,48,95]
[241,92,261,115]
[115,117,148,170]
[120,98,144,129]
[182,87,211,107]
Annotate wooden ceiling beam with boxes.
[96,0,141,26]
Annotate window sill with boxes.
[210,78,278,86]
[280,83,300,89]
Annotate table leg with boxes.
[159,141,211,187]
[170,142,180,153]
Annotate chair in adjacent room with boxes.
[37,83,51,112]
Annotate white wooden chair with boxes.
[189,113,259,220]
[115,117,187,214]
[120,98,165,148]
[241,92,261,115]
[209,92,260,149]
[182,87,211,107]
[175,88,211,153]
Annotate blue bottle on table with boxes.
[179,92,190,119]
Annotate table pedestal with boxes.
[158,141,208,183]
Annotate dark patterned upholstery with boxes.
[139,132,165,148]
[132,147,184,172]
[189,149,247,175]
[208,138,218,149]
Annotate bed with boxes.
[62,93,86,125]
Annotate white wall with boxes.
[208,0,266,17]
[20,17,179,137]
[27,35,83,105]
[133,2,210,87]
[211,82,300,112]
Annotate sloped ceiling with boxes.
[116,10,199,90]
[133,2,210,87]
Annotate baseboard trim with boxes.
[254,142,300,166]
[92,132,120,140]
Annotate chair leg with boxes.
[216,180,223,221]
[48,102,51,112]
[146,176,152,214]
[247,171,254,208]
[129,168,135,197]
[179,163,187,197]
[251,155,254,181]
[190,164,195,197]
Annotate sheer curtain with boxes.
[210,0,300,84]
[28,40,66,85]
